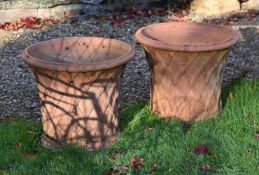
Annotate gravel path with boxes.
[0,10,258,120]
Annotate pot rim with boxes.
[135,22,240,52]
[22,37,135,72]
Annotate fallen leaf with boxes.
[27,129,39,136]
[245,115,253,121]
[28,16,37,23]
[130,156,144,170]
[248,9,256,15]
[145,128,155,132]
[151,163,158,171]
[202,164,211,172]
[21,152,36,158]
[15,143,22,148]
[0,17,58,31]
[193,145,209,154]
[96,28,105,33]
[247,16,253,21]
[223,21,231,26]
[0,116,18,121]
[106,169,115,175]
[187,163,195,169]
[108,149,121,160]
[112,165,129,171]
[228,92,234,99]
[0,165,6,171]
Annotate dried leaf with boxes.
[112,165,129,171]
[193,145,209,154]
[0,165,6,171]
[228,92,234,99]
[0,116,18,121]
[151,163,158,171]
[21,152,36,158]
[27,129,39,136]
[108,149,121,160]
[145,128,155,132]
[245,115,253,121]
[130,156,144,170]
[0,16,58,31]
[248,9,256,15]
[187,163,195,169]
[106,169,115,175]
[201,164,211,172]
[15,143,22,148]
[247,16,253,21]
[96,28,105,33]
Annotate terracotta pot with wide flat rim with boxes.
[135,22,240,121]
[21,37,134,150]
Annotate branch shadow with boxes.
[19,37,130,151]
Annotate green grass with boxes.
[0,79,258,175]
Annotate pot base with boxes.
[152,104,223,121]
[41,133,118,151]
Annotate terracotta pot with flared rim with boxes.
[21,37,134,150]
[135,22,240,121]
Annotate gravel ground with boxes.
[0,9,258,120]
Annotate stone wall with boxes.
[0,0,110,22]
[0,0,168,23]
[1,0,258,23]
[0,0,80,9]
[190,0,240,17]
[242,0,259,10]
[190,0,259,17]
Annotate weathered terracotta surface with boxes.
[136,22,240,121]
[22,37,134,150]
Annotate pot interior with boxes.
[26,37,132,64]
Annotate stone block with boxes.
[0,0,80,10]
[190,0,240,17]
[242,0,259,10]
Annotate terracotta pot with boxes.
[135,22,240,121]
[21,37,134,150]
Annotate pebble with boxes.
[0,10,258,121]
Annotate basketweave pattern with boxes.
[31,66,123,150]
[144,46,229,121]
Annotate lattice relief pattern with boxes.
[31,66,123,150]
[144,46,229,121]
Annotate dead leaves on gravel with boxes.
[0,17,58,31]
